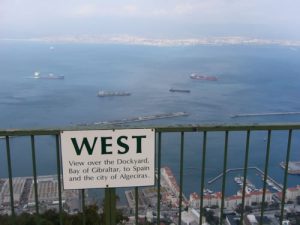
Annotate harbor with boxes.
[77,112,188,126]
[231,111,300,118]
[208,166,283,192]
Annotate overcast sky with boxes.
[1,0,300,39]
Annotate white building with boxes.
[246,190,273,205]
[189,192,222,208]
[225,195,243,209]
[28,176,62,204]
[244,214,258,225]
[225,189,272,209]
[0,177,26,207]
[285,185,300,202]
[181,211,196,225]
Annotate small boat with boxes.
[234,176,243,185]
[206,189,213,194]
[246,186,252,193]
[190,73,218,81]
[32,72,64,80]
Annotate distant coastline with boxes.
[1,35,300,47]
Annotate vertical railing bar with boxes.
[105,188,116,225]
[31,135,40,221]
[220,131,229,225]
[110,188,116,225]
[199,131,207,225]
[178,132,184,225]
[259,130,272,225]
[157,132,162,225]
[135,187,139,225]
[55,134,64,225]
[110,189,113,225]
[81,189,86,225]
[105,188,110,225]
[240,130,251,225]
[280,129,293,225]
[5,136,15,224]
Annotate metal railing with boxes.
[1,123,300,225]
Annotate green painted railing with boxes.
[1,123,300,225]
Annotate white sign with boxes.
[60,129,155,189]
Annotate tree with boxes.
[85,204,101,225]
[0,203,128,225]
[15,213,37,225]
[0,214,12,225]
[100,194,129,225]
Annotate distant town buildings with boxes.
[20,35,300,47]
[161,167,188,207]
[190,192,222,208]
[125,167,300,225]
[189,190,272,210]
[0,167,299,224]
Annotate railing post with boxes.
[105,188,116,225]
[156,132,162,225]
[240,130,251,225]
[178,132,185,225]
[199,131,207,225]
[5,136,15,225]
[280,129,293,225]
[135,187,139,225]
[55,134,64,225]
[31,135,40,224]
[220,131,229,225]
[260,130,272,225]
[81,189,86,225]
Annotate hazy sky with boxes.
[1,0,300,39]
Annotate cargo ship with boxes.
[78,112,188,126]
[190,73,218,81]
[169,88,191,93]
[32,72,64,80]
[97,90,131,97]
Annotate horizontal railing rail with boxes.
[2,122,300,134]
[1,123,300,225]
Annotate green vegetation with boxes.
[0,204,128,225]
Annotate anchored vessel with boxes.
[33,72,64,80]
[169,88,191,93]
[97,90,131,97]
[280,161,300,174]
[190,73,218,81]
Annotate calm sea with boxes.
[0,41,300,196]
